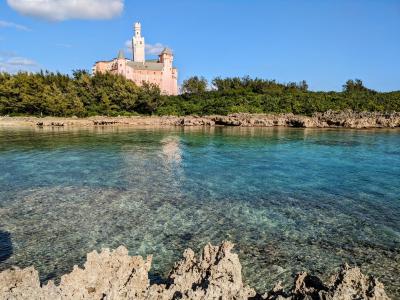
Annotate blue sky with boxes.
[0,0,399,91]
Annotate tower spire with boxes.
[117,49,125,59]
[132,22,145,62]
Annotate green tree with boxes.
[100,92,111,115]
[343,79,372,93]
[135,82,162,114]
[181,76,208,94]
[0,72,399,117]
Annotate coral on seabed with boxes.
[0,241,390,300]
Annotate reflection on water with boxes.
[0,126,399,297]
[161,136,182,166]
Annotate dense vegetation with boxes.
[0,71,399,117]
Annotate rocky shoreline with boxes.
[1,110,400,129]
[0,242,390,299]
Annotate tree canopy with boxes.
[181,76,208,94]
[0,72,399,117]
[342,79,373,93]
[159,76,399,116]
[0,71,161,117]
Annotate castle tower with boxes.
[159,48,177,95]
[116,49,126,76]
[159,48,173,66]
[132,22,145,62]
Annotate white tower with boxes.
[132,22,145,62]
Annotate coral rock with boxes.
[0,242,391,300]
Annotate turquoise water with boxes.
[0,126,399,297]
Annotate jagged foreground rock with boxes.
[0,242,390,300]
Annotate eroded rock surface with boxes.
[208,111,400,128]
[148,241,256,299]
[0,242,390,300]
[262,264,389,299]
[2,110,400,129]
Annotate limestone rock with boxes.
[0,267,42,300]
[263,264,390,300]
[327,264,389,300]
[53,246,152,299]
[0,242,391,300]
[148,241,256,299]
[177,116,215,126]
[3,112,400,128]
[212,116,242,126]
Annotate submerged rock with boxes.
[0,242,390,300]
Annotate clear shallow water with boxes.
[0,126,399,297]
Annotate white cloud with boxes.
[145,43,166,56]
[7,57,37,66]
[125,40,167,56]
[0,53,38,73]
[6,0,124,21]
[0,20,30,31]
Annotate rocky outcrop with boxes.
[93,120,120,125]
[208,111,400,128]
[262,264,389,299]
[2,110,400,129]
[175,116,215,126]
[312,110,400,128]
[0,242,390,300]
[0,246,152,299]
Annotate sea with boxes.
[0,126,399,297]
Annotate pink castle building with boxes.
[93,22,178,95]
